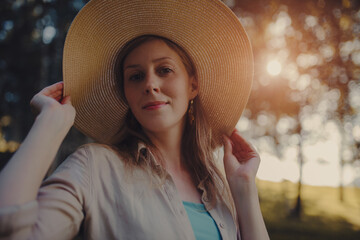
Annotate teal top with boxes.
[183,201,222,240]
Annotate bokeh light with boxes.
[266,60,282,76]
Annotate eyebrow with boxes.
[124,57,174,69]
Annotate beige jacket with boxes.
[0,143,239,240]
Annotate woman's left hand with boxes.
[223,130,270,240]
[222,129,260,185]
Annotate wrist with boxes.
[227,173,256,190]
[228,177,259,201]
[33,113,72,144]
[36,108,74,133]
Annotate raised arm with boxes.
[0,82,75,207]
[223,130,270,240]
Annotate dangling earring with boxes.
[188,99,194,125]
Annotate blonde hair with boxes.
[113,35,235,212]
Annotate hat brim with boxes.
[63,0,253,145]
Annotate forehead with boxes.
[123,39,181,65]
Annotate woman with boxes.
[0,0,269,239]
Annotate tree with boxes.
[229,0,360,217]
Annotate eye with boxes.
[158,66,173,75]
[128,72,144,82]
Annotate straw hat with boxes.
[63,0,253,145]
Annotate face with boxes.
[123,39,198,134]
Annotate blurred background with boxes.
[0,0,359,239]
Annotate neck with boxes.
[144,124,185,172]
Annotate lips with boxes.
[142,101,169,110]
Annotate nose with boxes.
[144,72,160,94]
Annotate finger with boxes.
[222,135,233,158]
[39,82,64,96]
[48,90,64,98]
[230,130,251,150]
[222,135,239,173]
[230,130,260,162]
[61,95,72,105]
[230,129,253,152]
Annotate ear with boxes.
[189,76,199,99]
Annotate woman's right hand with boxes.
[30,82,76,128]
[0,82,76,208]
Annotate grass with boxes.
[257,180,360,240]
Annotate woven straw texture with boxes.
[63,0,253,144]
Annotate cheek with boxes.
[175,83,192,101]
[171,88,191,111]
[168,77,190,95]
[124,84,136,104]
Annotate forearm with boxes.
[0,110,71,207]
[230,179,269,240]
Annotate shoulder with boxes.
[71,143,125,162]
[74,143,134,174]
[51,143,131,190]
[77,143,120,157]
[57,143,127,175]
